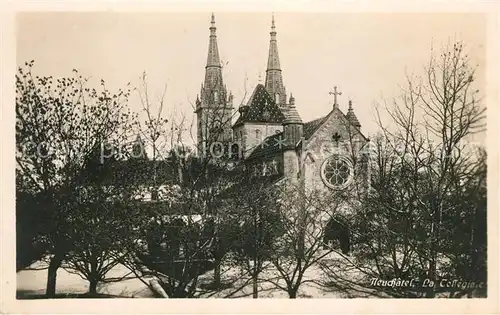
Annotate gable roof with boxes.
[303,108,369,143]
[246,132,285,161]
[233,84,286,127]
[303,113,331,140]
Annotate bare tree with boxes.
[62,187,141,294]
[56,140,148,295]
[15,61,136,297]
[117,70,251,298]
[181,64,250,290]
[321,41,487,298]
[265,182,351,298]
[225,174,283,298]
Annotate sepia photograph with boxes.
[5,4,496,310]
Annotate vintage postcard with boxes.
[1,1,499,314]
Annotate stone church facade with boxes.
[196,14,371,197]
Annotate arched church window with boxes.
[213,91,219,103]
[320,154,354,190]
[275,93,280,104]
[256,129,262,142]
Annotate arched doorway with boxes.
[322,218,350,255]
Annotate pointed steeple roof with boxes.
[206,13,221,69]
[264,14,287,106]
[267,14,280,71]
[196,13,229,114]
[283,94,302,124]
[203,13,224,92]
[346,100,361,128]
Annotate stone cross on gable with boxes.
[329,86,342,108]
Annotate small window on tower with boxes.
[213,91,219,103]
[275,93,280,104]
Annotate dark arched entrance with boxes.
[323,218,350,255]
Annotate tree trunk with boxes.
[288,290,297,299]
[214,260,221,288]
[45,253,64,298]
[426,204,441,298]
[253,210,259,299]
[426,258,436,298]
[173,286,189,298]
[252,273,258,299]
[425,229,437,298]
[213,221,221,288]
[89,279,98,294]
[89,251,99,294]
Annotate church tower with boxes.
[264,14,287,107]
[195,13,234,153]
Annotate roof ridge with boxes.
[302,110,334,140]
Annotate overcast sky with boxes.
[17,12,486,144]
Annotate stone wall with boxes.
[302,109,369,194]
[234,122,283,157]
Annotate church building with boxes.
[196,14,371,194]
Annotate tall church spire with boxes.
[196,13,232,152]
[203,13,224,92]
[267,14,280,70]
[206,13,221,70]
[264,14,287,106]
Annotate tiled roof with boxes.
[234,84,285,126]
[303,114,330,140]
[246,132,286,160]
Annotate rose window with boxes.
[320,155,353,189]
